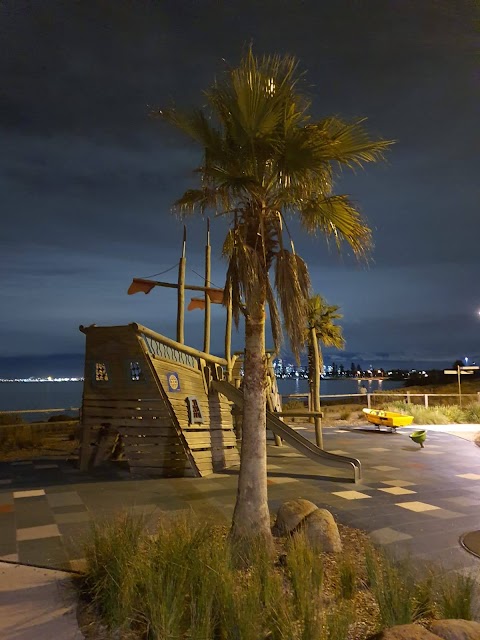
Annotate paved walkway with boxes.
[1,424,480,575]
[0,562,82,639]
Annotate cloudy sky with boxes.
[1,0,479,376]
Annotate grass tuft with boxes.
[78,511,480,639]
[338,554,357,599]
[80,511,145,629]
[437,572,476,620]
[366,549,416,627]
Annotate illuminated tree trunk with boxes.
[231,296,271,542]
[310,327,323,449]
[308,343,322,415]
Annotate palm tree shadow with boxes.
[268,471,351,483]
[352,427,399,436]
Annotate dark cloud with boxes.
[1,0,479,375]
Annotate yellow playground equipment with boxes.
[363,408,414,432]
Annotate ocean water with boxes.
[0,382,83,415]
[277,378,403,399]
[0,378,403,415]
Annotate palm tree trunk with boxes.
[308,344,314,413]
[310,327,323,449]
[231,300,272,542]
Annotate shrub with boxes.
[0,413,24,426]
[0,423,50,452]
[80,511,146,629]
[338,555,357,599]
[442,405,465,424]
[80,514,329,639]
[384,402,451,425]
[48,414,74,422]
[382,401,480,425]
[79,511,478,639]
[412,573,435,620]
[339,410,351,421]
[286,530,324,635]
[463,403,480,424]
[322,602,354,640]
[283,400,306,411]
[367,550,416,627]
[437,572,476,620]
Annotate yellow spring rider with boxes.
[362,408,414,433]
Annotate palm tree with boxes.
[306,295,345,447]
[154,48,392,542]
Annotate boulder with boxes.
[273,499,318,535]
[367,624,441,639]
[301,508,342,553]
[430,619,480,640]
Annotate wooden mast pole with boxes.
[225,283,233,381]
[177,226,186,344]
[203,219,211,353]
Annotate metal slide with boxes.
[213,380,361,483]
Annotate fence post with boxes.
[367,393,371,409]
[406,392,411,404]
[424,394,429,408]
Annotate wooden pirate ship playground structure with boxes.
[78,225,361,482]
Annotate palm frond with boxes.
[306,294,345,352]
[274,248,310,362]
[155,108,223,151]
[293,253,310,301]
[173,188,218,216]
[266,278,282,356]
[311,117,394,168]
[224,256,243,328]
[299,194,372,259]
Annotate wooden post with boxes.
[203,219,211,354]
[457,365,462,408]
[424,394,429,408]
[310,326,323,449]
[367,393,371,409]
[406,392,411,404]
[225,283,233,381]
[177,226,186,344]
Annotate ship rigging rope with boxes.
[141,262,179,278]
[189,267,223,290]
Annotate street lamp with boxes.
[443,365,479,407]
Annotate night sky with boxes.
[1,1,479,377]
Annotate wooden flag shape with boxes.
[188,298,205,311]
[188,289,224,311]
[127,278,157,295]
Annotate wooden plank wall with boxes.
[149,355,239,475]
[81,326,195,477]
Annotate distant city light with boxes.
[0,377,83,383]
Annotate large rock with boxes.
[301,508,342,553]
[430,619,480,640]
[367,624,441,639]
[273,499,318,535]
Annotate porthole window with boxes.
[95,363,109,382]
[187,396,204,424]
[129,361,143,381]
